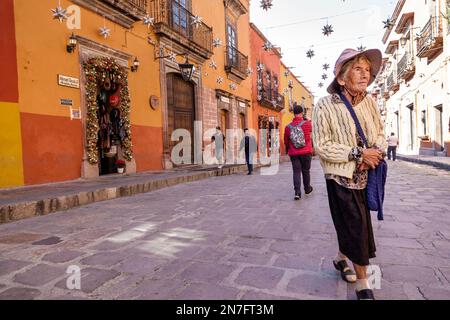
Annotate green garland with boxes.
[83,57,133,164]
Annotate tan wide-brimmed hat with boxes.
[327,48,382,94]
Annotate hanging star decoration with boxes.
[51,5,68,22]
[216,76,224,84]
[99,26,111,39]
[191,16,203,28]
[260,0,273,11]
[318,83,324,88]
[306,49,315,59]
[321,74,328,80]
[383,17,394,29]
[322,23,334,36]
[284,70,290,77]
[168,52,177,62]
[288,80,294,87]
[263,42,273,51]
[209,60,217,70]
[213,38,222,48]
[256,62,265,72]
[229,83,237,90]
[142,14,154,29]
[357,45,366,52]
[323,63,330,71]
[246,67,253,76]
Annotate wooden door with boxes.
[167,73,195,164]
[435,105,443,151]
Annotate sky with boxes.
[249,0,398,101]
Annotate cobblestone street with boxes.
[0,160,450,300]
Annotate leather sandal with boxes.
[333,259,357,283]
[356,289,375,300]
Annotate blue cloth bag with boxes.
[339,94,387,221]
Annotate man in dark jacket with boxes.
[284,103,313,200]
[240,128,257,175]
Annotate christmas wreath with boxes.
[83,57,133,164]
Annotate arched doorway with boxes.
[166,73,195,165]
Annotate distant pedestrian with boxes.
[212,126,225,168]
[387,132,398,161]
[284,103,313,200]
[239,128,257,175]
[312,48,387,300]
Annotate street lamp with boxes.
[130,57,140,72]
[66,33,77,53]
[178,56,195,82]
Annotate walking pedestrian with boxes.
[212,126,225,168]
[284,103,313,200]
[387,132,398,161]
[239,128,257,175]
[312,48,387,300]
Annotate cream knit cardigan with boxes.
[312,94,387,179]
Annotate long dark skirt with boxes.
[325,179,376,266]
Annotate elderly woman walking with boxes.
[312,48,387,300]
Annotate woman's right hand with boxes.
[362,148,383,169]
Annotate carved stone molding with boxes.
[71,0,147,29]
[223,0,247,18]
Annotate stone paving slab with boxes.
[0,160,449,300]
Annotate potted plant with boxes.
[115,159,126,173]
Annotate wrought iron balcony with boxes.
[397,52,415,81]
[386,72,399,93]
[225,46,249,81]
[259,89,284,112]
[416,16,443,59]
[150,0,213,59]
[72,0,148,28]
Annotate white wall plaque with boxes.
[58,75,80,89]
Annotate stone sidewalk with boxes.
[0,164,259,224]
[397,154,450,171]
[0,160,449,300]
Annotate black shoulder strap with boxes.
[338,93,369,148]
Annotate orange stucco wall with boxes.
[131,125,164,171]
[21,113,83,185]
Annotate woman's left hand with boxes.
[357,162,370,171]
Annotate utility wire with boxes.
[265,8,370,29]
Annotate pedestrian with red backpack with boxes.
[284,103,314,200]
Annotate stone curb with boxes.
[0,164,261,224]
[396,156,450,171]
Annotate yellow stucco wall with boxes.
[194,0,252,102]
[0,102,24,188]
[14,0,162,127]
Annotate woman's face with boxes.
[338,59,371,94]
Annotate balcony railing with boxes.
[397,52,415,80]
[417,16,443,59]
[150,0,213,58]
[260,89,284,112]
[386,72,399,93]
[225,46,249,80]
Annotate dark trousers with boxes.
[387,146,397,161]
[290,154,312,195]
[245,152,253,173]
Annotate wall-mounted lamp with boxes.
[130,57,140,72]
[178,56,195,82]
[67,33,77,53]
